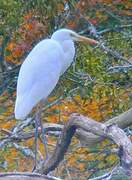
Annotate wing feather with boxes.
[15,39,64,119]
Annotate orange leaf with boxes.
[6,43,14,51]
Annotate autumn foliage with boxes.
[0,0,132,179]
[5,12,48,64]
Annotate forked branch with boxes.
[35,113,132,177]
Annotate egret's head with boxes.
[51,29,98,75]
[51,28,98,45]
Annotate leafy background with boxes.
[0,0,132,179]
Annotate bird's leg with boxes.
[32,109,40,172]
[36,100,49,161]
[32,101,48,171]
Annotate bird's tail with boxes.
[14,96,32,120]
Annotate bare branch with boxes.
[0,172,60,180]
[1,106,132,148]
[108,65,132,73]
[35,113,132,176]
[98,24,132,35]
[76,106,132,146]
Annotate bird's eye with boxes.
[70,33,74,37]
[70,33,76,39]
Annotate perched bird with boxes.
[14,28,97,120]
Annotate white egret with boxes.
[14,28,97,120]
[14,28,98,169]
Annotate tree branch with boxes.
[1,106,132,148]
[35,113,132,176]
[0,172,60,180]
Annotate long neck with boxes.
[59,40,75,75]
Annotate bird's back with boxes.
[15,39,64,120]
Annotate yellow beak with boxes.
[77,34,98,45]
[73,33,99,45]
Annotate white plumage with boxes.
[14,29,97,120]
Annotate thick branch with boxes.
[1,108,132,177]
[35,113,132,176]
[77,106,132,146]
[1,107,132,148]
[106,125,132,176]
[0,172,59,180]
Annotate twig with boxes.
[13,143,35,158]
[98,24,132,35]
[98,43,132,65]
[76,10,132,65]
[108,65,132,73]
[89,165,118,180]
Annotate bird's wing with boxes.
[15,39,64,119]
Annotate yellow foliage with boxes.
[77,163,86,170]
[106,154,118,163]
[25,138,34,147]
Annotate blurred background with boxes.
[0,0,132,179]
